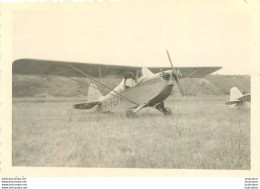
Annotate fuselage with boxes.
[95,70,174,112]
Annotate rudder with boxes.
[87,82,103,103]
[230,87,243,101]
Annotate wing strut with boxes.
[66,77,140,104]
[67,76,160,112]
[67,65,140,106]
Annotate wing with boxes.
[73,102,99,109]
[13,59,222,79]
[237,94,251,102]
[12,59,140,79]
[150,67,222,78]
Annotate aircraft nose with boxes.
[162,72,171,80]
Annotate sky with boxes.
[12,0,254,75]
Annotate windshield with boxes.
[125,78,138,88]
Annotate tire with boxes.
[126,109,136,119]
[163,107,172,116]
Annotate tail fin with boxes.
[73,83,103,110]
[230,87,243,101]
[87,83,103,102]
[87,82,103,103]
[142,67,154,77]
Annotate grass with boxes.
[12,95,250,169]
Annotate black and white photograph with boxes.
[11,1,252,170]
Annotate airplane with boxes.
[12,51,222,118]
[225,87,251,108]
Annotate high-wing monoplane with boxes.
[225,87,251,108]
[13,51,222,118]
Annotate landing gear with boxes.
[155,102,172,116]
[162,107,172,116]
[125,102,172,118]
[126,109,138,119]
[125,103,147,118]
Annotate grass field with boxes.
[12,95,250,169]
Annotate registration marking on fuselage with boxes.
[103,77,162,110]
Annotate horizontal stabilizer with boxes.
[225,100,241,105]
[73,102,99,109]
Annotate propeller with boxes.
[166,50,184,96]
[160,68,170,80]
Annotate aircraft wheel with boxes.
[162,107,172,116]
[126,110,136,119]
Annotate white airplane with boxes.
[13,51,221,118]
[225,87,251,108]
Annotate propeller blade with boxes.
[176,79,184,96]
[166,50,185,96]
[166,50,174,70]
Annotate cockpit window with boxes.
[125,78,137,88]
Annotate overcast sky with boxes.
[13,0,253,75]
